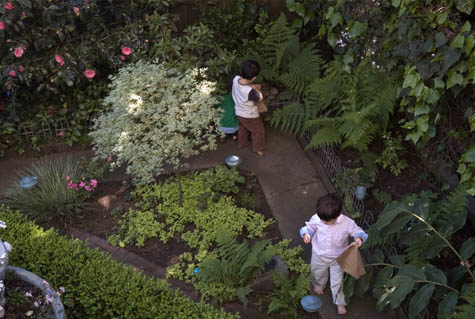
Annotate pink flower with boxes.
[85,0,91,4]
[60,287,66,293]
[14,46,24,58]
[120,55,125,61]
[85,186,91,192]
[79,181,86,188]
[73,184,78,191]
[55,54,64,66]
[8,70,16,77]
[19,66,23,72]
[73,7,80,16]
[84,69,95,79]
[57,131,65,137]
[25,291,32,297]
[5,2,14,10]
[121,46,132,56]
[106,155,112,163]
[90,179,98,188]
[66,176,70,181]
[0,22,5,30]
[33,301,39,308]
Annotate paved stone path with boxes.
[0,126,398,319]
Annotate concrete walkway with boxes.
[0,126,397,319]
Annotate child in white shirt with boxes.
[300,193,368,315]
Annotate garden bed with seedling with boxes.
[69,166,310,318]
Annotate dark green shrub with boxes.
[0,206,238,319]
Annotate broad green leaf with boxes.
[426,89,440,104]
[391,0,401,7]
[435,32,448,48]
[437,12,448,25]
[468,187,475,196]
[442,47,461,72]
[344,275,355,301]
[416,116,429,132]
[403,73,419,89]
[414,104,430,116]
[458,163,467,174]
[387,275,416,309]
[383,214,413,236]
[437,292,458,317]
[410,82,425,97]
[413,198,430,220]
[355,268,373,297]
[389,255,405,267]
[462,147,475,162]
[398,265,426,281]
[374,267,395,288]
[402,120,416,129]
[460,237,475,259]
[450,266,468,283]
[350,21,367,39]
[327,33,337,48]
[460,170,472,183]
[370,248,385,263]
[400,223,429,245]
[462,21,472,33]
[408,284,435,319]
[440,210,467,237]
[423,264,447,285]
[406,131,422,144]
[446,70,463,89]
[422,237,447,259]
[373,202,406,230]
[450,34,465,49]
[433,77,445,89]
[455,0,474,15]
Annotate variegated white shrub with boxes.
[89,61,221,184]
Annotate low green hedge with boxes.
[0,206,238,319]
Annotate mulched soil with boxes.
[3,276,51,319]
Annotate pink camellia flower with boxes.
[14,46,24,58]
[0,21,5,30]
[66,176,70,181]
[55,54,65,66]
[5,2,14,10]
[120,55,125,61]
[19,66,23,72]
[121,46,132,56]
[73,7,80,16]
[90,179,98,188]
[8,70,16,77]
[79,181,86,188]
[72,184,78,191]
[84,69,95,79]
[85,186,91,192]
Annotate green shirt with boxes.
[218,93,238,128]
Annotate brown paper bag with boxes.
[257,101,267,113]
[336,245,366,279]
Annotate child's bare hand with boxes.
[303,233,311,244]
[352,237,363,247]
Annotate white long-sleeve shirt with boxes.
[231,76,259,118]
[300,214,368,258]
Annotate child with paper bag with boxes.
[300,193,368,315]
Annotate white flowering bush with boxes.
[89,61,221,185]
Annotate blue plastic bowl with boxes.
[19,176,38,190]
[301,295,322,313]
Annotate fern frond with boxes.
[306,125,341,149]
[453,283,475,319]
[271,102,308,134]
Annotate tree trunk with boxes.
[177,169,183,207]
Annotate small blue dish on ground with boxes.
[301,295,322,313]
[225,155,242,168]
[19,176,38,190]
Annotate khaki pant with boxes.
[236,116,265,153]
[311,253,346,305]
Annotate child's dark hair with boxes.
[241,60,260,80]
[316,193,343,221]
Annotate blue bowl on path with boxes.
[301,295,322,313]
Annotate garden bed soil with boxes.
[69,168,281,318]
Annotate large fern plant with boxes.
[249,13,322,98]
[198,233,272,304]
[272,60,397,151]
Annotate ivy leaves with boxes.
[455,0,474,15]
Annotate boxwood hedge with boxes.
[0,206,238,319]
